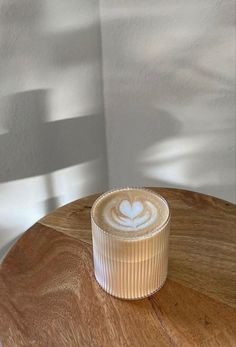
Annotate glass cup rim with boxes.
[91,187,171,241]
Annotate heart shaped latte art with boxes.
[119,200,144,219]
[103,198,158,231]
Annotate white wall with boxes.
[0,0,108,258]
[100,0,236,202]
[0,0,235,258]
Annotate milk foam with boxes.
[92,188,169,238]
[104,199,158,231]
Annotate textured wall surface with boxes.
[0,0,235,258]
[0,0,108,258]
[100,0,236,202]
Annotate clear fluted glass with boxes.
[91,188,170,300]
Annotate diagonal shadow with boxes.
[0,0,108,258]
[0,90,107,182]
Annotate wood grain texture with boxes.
[0,188,235,346]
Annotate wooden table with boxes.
[0,188,235,347]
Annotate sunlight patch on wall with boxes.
[44,0,99,32]
[0,159,106,256]
[47,65,103,122]
[140,133,235,191]
[40,158,106,207]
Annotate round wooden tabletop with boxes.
[0,188,235,347]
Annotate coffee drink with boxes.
[91,188,170,299]
[92,188,169,239]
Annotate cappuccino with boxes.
[91,188,170,299]
[92,188,169,239]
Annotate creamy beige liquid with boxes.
[92,188,169,239]
[91,188,170,299]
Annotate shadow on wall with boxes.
[0,0,102,79]
[101,4,235,201]
[0,91,107,257]
[0,90,106,210]
[0,0,107,257]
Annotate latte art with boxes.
[105,199,158,231]
[92,187,169,239]
[91,187,171,299]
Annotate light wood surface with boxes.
[0,188,235,346]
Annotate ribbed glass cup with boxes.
[91,188,170,299]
